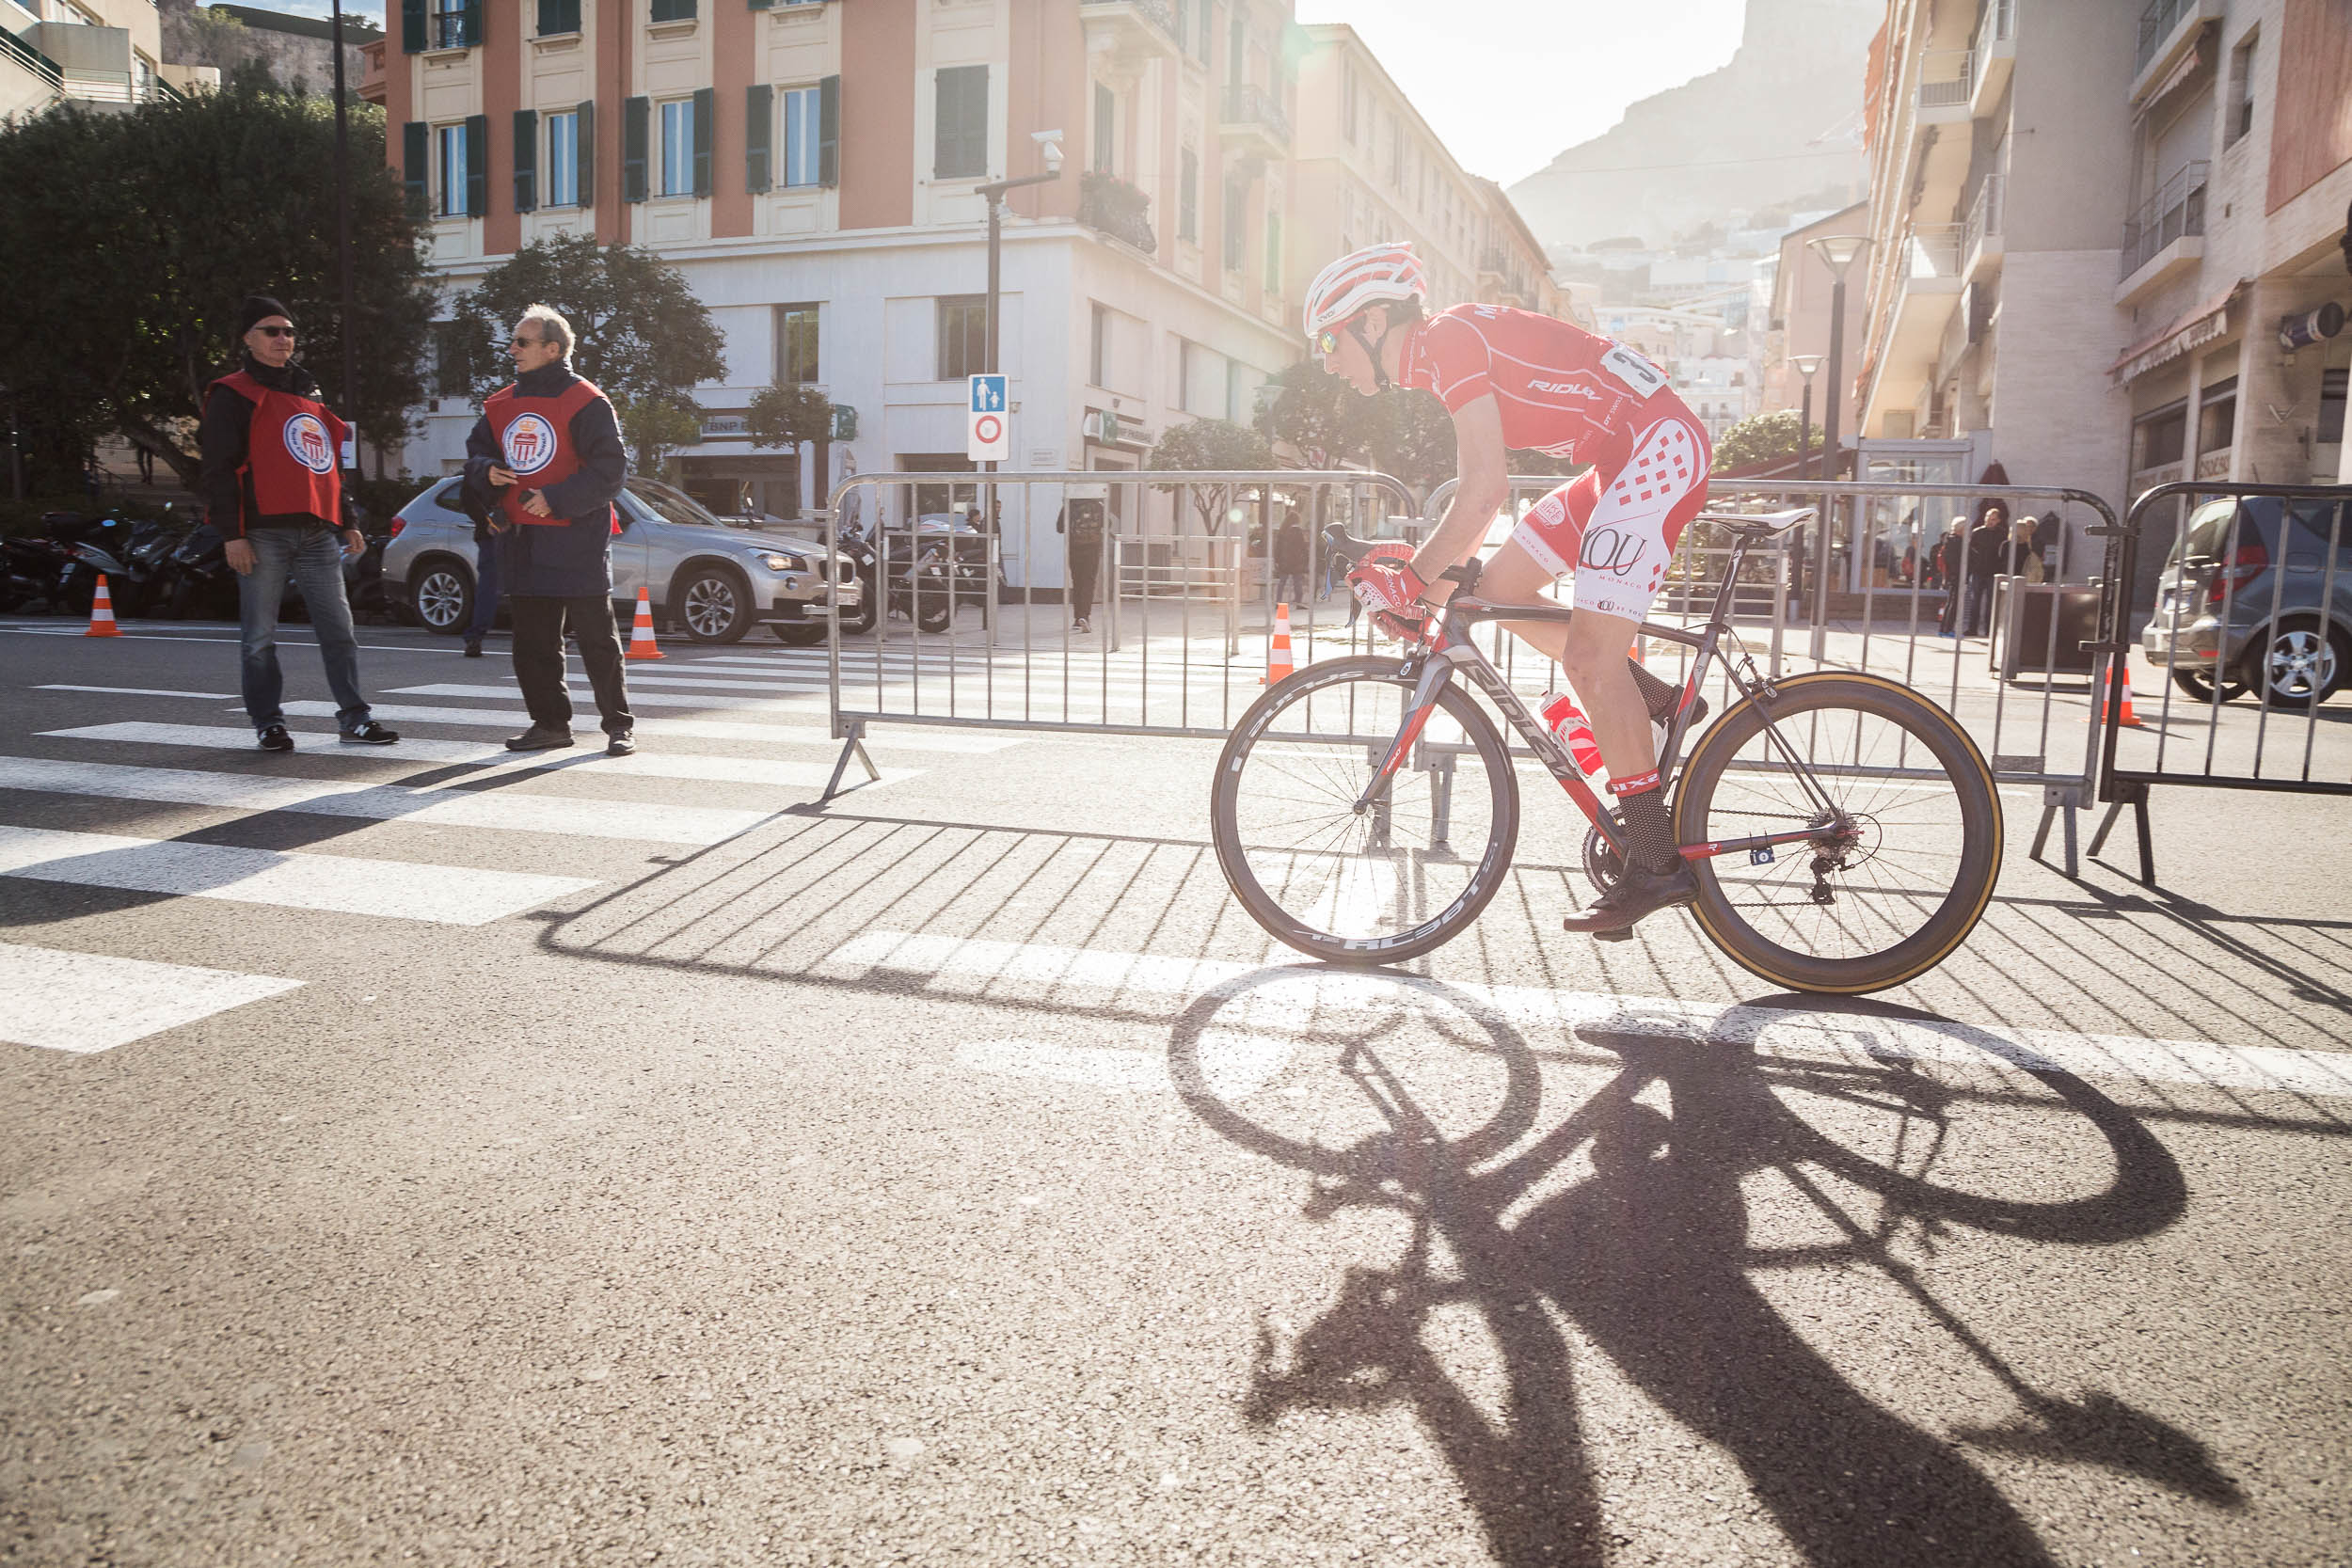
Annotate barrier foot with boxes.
[2029,787,2081,879]
[820,721,879,802]
[2087,783,2155,887]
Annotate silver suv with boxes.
[2142,495,2349,709]
[382,475,859,644]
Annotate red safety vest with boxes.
[484,376,617,531]
[210,371,345,527]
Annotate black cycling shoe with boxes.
[1652,691,1708,736]
[1563,862,1698,938]
[257,723,294,752]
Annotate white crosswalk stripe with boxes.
[40,724,922,791]
[271,701,1021,751]
[0,941,301,1054]
[0,826,596,925]
[392,682,828,715]
[821,930,2352,1101]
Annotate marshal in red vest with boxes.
[485,377,618,531]
[209,371,346,527]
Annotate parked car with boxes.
[2141,495,2350,709]
[380,474,860,644]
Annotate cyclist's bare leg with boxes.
[1471,541,1655,776]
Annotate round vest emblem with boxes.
[282,412,335,475]
[502,412,562,476]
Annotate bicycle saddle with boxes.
[1698,507,1817,540]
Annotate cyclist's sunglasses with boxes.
[1311,326,1343,364]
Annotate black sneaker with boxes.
[1563,862,1698,938]
[341,720,400,745]
[605,732,636,757]
[504,725,575,752]
[462,640,484,658]
[257,723,294,752]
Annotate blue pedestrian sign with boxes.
[966,372,1009,461]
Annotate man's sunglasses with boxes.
[253,325,295,339]
[1312,327,1343,363]
[510,336,540,347]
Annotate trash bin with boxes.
[1991,576,2102,680]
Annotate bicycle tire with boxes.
[1213,656,1520,964]
[1674,672,2002,995]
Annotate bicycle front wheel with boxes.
[1213,656,1519,964]
[1675,672,2002,995]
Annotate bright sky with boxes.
[1291,0,1749,187]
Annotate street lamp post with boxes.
[1804,234,1867,657]
[1789,354,1823,482]
[977,130,1066,397]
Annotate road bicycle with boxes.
[1210,512,2003,995]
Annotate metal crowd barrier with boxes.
[1423,475,2122,873]
[2090,480,2352,885]
[817,469,1418,795]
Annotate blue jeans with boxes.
[465,536,501,642]
[238,526,371,734]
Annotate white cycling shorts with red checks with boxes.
[1508,412,1711,623]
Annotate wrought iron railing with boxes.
[1081,0,1176,42]
[2121,160,2208,279]
[1220,82,1289,146]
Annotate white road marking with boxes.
[40,723,921,792]
[35,685,236,700]
[0,756,768,846]
[392,683,827,715]
[0,826,596,925]
[825,931,2352,1101]
[271,702,1020,752]
[954,1034,1296,1099]
[0,941,301,1054]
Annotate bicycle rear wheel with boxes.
[1213,656,1519,964]
[1674,672,2002,995]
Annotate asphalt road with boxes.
[1,612,2347,1568]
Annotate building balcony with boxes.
[1880,225,1966,398]
[1080,0,1180,71]
[1078,170,1157,254]
[1915,49,1972,127]
[1963,173,2005,281]
[2115,161,2207,304]
[1969,0,2014,116]
[2131,0,2222,104]
[1219,82,1289,160]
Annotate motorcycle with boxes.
[886,531,994,633]
[0,531,73,614]
[153,520,238,621]
[53,513,162,617]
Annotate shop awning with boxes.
[2108,280,2246,383]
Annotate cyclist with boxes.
[1305,242,1712,935]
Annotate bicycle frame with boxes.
[1358,529,1842,865]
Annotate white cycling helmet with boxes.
[1302,242,1429,343]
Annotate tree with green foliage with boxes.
[1254,360,1364,470]
[746,383,833,450]
[0,82,436,492]
[1148,418,1275,534]
[1363,389,1456,500]
[446,234,728,472]
[1710,407,1824,475]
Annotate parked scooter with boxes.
[52,513,161,617]
[153,519,238,621]
[0,531,73,614]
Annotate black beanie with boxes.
[237,294,294,337]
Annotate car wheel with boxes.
[2248,621,2345,711]
[410,561,473,636]
[774,622,827,646]
[2169,667,2248,705]
[676,567,753,643]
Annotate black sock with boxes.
[1627,658,1681,725]
[1611,770,1681,876]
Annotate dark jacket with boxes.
[1965,520,2007,581]
[460,363,628,599]
[1274,521,1310,576]
[1927,533,1966,591]
[198,354,353,536]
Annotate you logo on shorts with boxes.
[502,412,561,476]
[282,412,336,475]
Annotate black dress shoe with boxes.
[504,725,576,752]
[606,732,636,756]
[257,723,294,752]
[1563,863,1698,938]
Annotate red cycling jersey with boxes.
[1400,303,1682,469]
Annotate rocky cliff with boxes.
[1507,0,1882,249]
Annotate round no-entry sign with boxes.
[974,413,1002,444]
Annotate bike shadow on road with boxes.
[1165,968,2243,1568]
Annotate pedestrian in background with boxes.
[460,490,501,657]
[199,293,399,752]
[1964,503,2009,636]
[2004,515,2046,585]
[2032,510,2064,577]
[1274,507,1310,609]
[461,305,634,755]
[1057,493,1105,633]
[1931,517,1968,636]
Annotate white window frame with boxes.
[781,85,821,189]
[436,121,469,216]
[546,111,580,208]
[658,97,694,198]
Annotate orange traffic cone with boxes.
[2093,660,2142,727]
[84,574,121,637]
[1261,602,1295,685]
[625,585,663,660]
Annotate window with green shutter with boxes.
[649,0,696,20]
[818,74,839,187]
[536,0,580,35]
[575,100,596,208]
[464,113,487,217]
[401,0,424,53]
[933,65,987,180]
[624,96,650,202]
[402,120,428,214]
[1222,175,1245,270]
[745,84,773,193]
[691,86,713,198]
[513,109,538,212]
